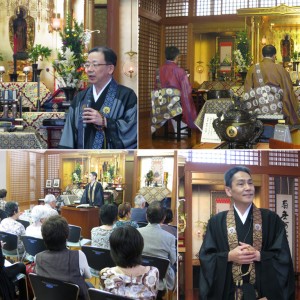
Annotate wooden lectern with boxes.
[61,206,100,239]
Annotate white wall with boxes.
[192,185,212,259]
[0,151,7,190]
[119,0,138,93]
[140,157,174,191]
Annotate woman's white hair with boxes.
[44,194,56,204]
[134,194,146,207]
[31,205,50,223]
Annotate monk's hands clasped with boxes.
[83,108,106,127]
[228,242,260,264]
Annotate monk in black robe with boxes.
[80,172,103,207]
[59,46,137,149]
[199,166,295,300]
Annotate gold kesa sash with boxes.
[226,204,262,300]
[88,182,97,204]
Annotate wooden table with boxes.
[61,206,100,239]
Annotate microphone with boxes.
[83,95,92,128]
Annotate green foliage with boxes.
[59,14,85,70]
[0,53,3,61]
[292,51,300,61]
[71,163,82,183]
[236,30,251,67]
[146,170,154,181]
[28,44,52,63]
[208,54,220,73]
[53,14,86,88]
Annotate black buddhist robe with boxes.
[199,208,295,300]
[59,82,137,149]
[80,181,103,207]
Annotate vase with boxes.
[61,87,77,103]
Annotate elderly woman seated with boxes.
[91,203,118,249]
[0,201,25,255]
[25,205,51,239]
[113,202,138,229]
[99,226,159,299]
[35,215,92,300]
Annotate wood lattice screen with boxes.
[7,151,44,208]
[165,25,188,70]
[138,16,161,113]
[166,0,189,17]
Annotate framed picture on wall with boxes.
[211,191,231,214]
[46,179,52,188]
[216,36,235,73]
[53,179,60,188]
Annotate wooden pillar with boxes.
[184,166,193,296]
[107,0,120,81]
[84,0,94,32]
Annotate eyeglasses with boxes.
[83,63,110,69]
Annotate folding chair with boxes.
[88,288,135,300]
[136,221,148,228]
[81,245,115,284]
[28,273,79,300]
[21,236,46,262]
[141,254,171,299]
[0,231,21,261]
[67,225,90,248]
[17,219,30,229]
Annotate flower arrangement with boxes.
[51,47,86,88]
[208,54,220,74]
[50,15,87,89]
[234,30,251,72]
[71,163,82,183]
[28,44,52,64]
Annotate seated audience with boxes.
[131,194,147,223]
[137,201,176,291]
[99,226,159,299]
[0,242,27,300]
[44,194,58,216]
[25,205,50,238]
[0,202,25,254]
[114,202,138,229]
[35,215,92,300]
[0,189,7,210]
[161,208,177,237]
[0,189,8,221]
[91,203,118,249]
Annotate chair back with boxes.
[0,231,18,251]
[136,221,148,228]
[81,245,115,271]
[67,225,81,243]
[28,273,79,300]
[141,254,170,280]
[88,288,134,300]
[22,236,46,257]
[17,219,30,229]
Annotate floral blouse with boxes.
[113,220,139,229]
[99,266,159,300]
[0,218,25,251]
[91,227,114,249]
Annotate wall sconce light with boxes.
[123,51,137,78]
[262,35,267,45]
[123,0,137,78]
[196,60,204,73]
[51,13,62,32]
